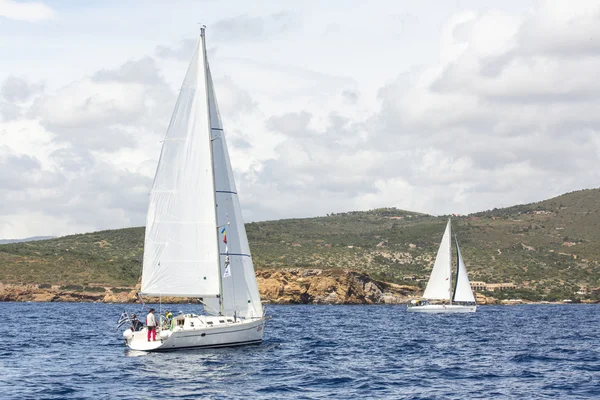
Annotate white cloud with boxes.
[1,76,44,102]
[2,0,600,238]
[211,12,299,41]
[0,0,55,22]
[29,57,174,154]
[33,79,147,130]
[0,58,174,237]
[156,39,197,61]
[237,0,600,221]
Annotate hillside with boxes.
[1,188,600,302]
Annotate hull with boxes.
[125,315,266,351]
[406,304,476,313]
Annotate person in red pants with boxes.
[146,308,157,341]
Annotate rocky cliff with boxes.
[0,282,137,303]
[256,268,419,304]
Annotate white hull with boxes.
[406,304,477,313]
[125,315,266,351]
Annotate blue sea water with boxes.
[0,303,599,399]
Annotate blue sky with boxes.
[1,0,600,238]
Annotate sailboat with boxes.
[406,218,477,313]
[121,27,267,350]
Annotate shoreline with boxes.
[1,284,595,305]
[0,298,597,305]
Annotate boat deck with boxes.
[124,314,266,351]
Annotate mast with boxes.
[452,235,460,303]
[448,218,452,304]
[201,26,225,315]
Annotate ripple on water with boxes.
[0,303,600,399]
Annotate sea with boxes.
[0,303,599,399]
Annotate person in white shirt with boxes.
[146,308,157,342]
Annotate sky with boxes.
[1,0,600,239]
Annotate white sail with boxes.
[422,219,452,300]
[453,239,476,303]
[141,37,221,298]
[202,66,263,318]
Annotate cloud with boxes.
[266,111,312,138]
[1,76,44,102]
[236,0,600,221]
[213,75,258,116]
[212,12,298,41]
[49,147,94,173]
[0,141,152,237]
[518,0,600,57]
[154,12,299,62]
[33,80,146,129]
[156,39,197,60]
[30,57,174,151]
[0,76,44,121]
[0,57,176,237]
[342,89,359,104]
[0,0,55,22]
[0,164,151,238]
[368,2,600,212]
[0,100,21,120]
[93,57,165,85]
[0,145,63,190]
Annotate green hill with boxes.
[1,188,600,301]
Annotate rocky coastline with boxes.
[0,268,499,305]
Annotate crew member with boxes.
[130,313,143,331]
[164,310,173,329]
[146,308,157,342]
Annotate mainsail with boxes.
[141,36,219,297]
[422,219,452,300]
[453,239,476,303]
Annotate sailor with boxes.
[164,310,173,329]
[130,313,143,331]
[146,308,157,342]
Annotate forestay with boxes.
[422,219,452,300]
[141,38,221,298]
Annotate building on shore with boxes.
[470,281,516,292]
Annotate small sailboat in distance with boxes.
[407,218,477,313]
[120,27,268,350]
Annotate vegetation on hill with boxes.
[1,189,600,302]
[0,228,143,286]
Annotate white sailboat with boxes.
[407,219,477,313]
[121,27,267,350]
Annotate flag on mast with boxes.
[223,242,231,277]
